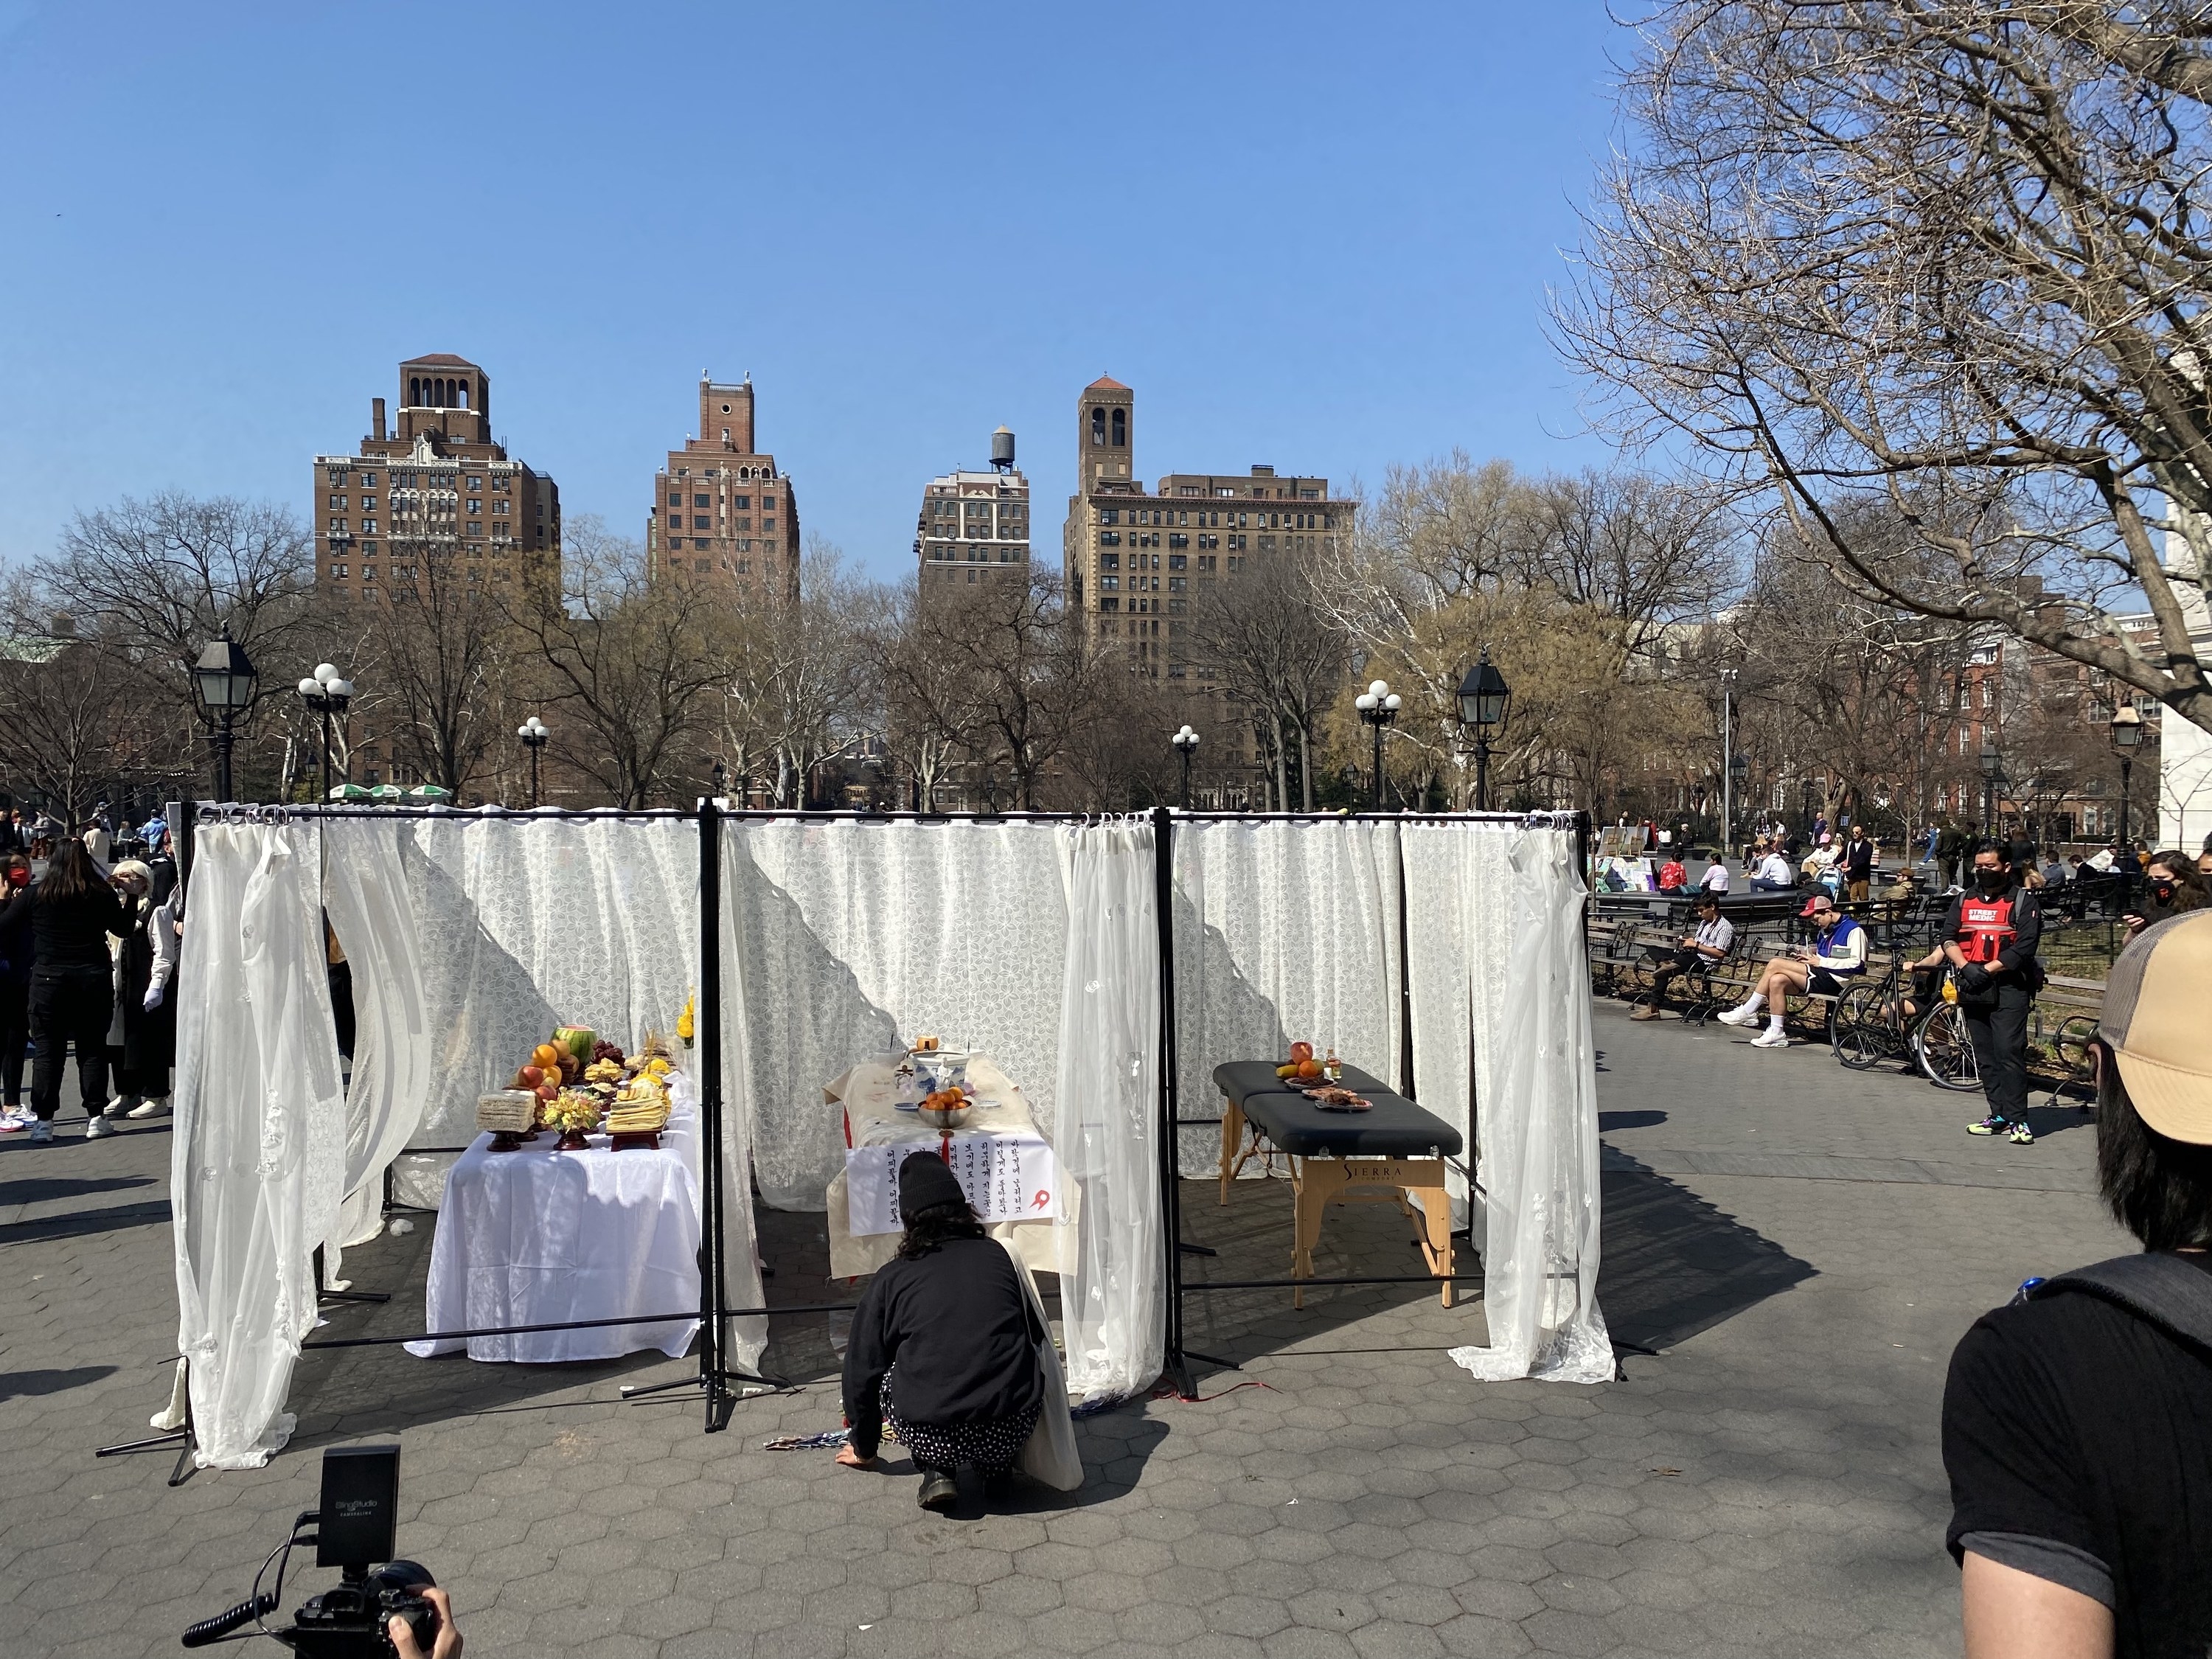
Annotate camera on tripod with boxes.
[183,1444,442,1658]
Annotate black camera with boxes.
[183,1445,440,1658]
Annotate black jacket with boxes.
[29,884,127,977]
[0,888,31,981]
[841,1235,1043,1457]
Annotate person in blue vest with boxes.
[1717,891,1867,1048]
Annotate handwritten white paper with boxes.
[845,1134,1059,1237]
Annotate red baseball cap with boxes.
[1799,895,1832,918]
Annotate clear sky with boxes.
[0,0,1622,582]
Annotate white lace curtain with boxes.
[1169,818,1404,1173]
[170,822,347,1468]
[1402,820,1611,1384]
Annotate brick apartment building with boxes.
[915,426,1030,604]
[313,353,561,604]
[646,377,801,601]
[1060,375,1354,773]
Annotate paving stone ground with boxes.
[1,1004,2126,1658]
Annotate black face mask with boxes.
[1975,868,2010,894]
[2151,880,2177,905]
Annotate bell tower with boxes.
[1078,375,1133,489]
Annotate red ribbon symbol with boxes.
[1032,1189,1049,1210]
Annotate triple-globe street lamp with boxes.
[518,716,552,807]
[1171,726,1200,810]
[1353,680,1402,811]
[296,663,355,802]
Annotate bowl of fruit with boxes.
[918,1085,971,1130]
[1275,1041,1326,1088]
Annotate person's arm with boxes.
[1697,918,1733,960]
[1991,892,2041,978]
[1814,924,1866,973]
[840,1276,896,1462]
[1960,1551,2111,1659]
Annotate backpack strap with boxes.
[2026,1253,2212,1355]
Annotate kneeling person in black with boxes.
[838,1151,1045,1510]
[1944,911,2212,1658]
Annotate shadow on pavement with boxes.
[0,1173,156,1208]
[1598,1152,1816,1353]
[0,1364,118,1402]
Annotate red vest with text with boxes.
[1956,894,2017,964]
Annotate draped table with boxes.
[823,1052,1073,1279]
[407,1071,701,1363]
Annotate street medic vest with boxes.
[1957,894,2017,965]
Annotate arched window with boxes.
[409,377,421,406]
[1111,408,1126,448]
[1091,407,1105,446]
[458,381,470,408]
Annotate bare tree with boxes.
[1189,548,1349,810]
[1558,0,2212,734]
[367,537,513,796]
[719,539,882,807]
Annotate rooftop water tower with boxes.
[990,425,1016,475]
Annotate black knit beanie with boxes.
[897,1151,968,1222]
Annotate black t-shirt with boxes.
[1943,1254,2212,1658]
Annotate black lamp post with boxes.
[296,662,355,803]
[1728,750,1749,855]
[518,716,550,807]
[1978,737,2003,838]
[2110,704,2143,851]
[710,757,728,803]
[1172,725,1199,809]
[191,630,259,803]
[1354,678,1402,811]
[1455,647,1511,810]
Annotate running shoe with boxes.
[29,1120,52,1143]
[1750,1030,1790,1048]
[1716,1006,1760,1027]
[83,1115,114,1139]
[2007,1120,2035,1145]
[0,1112,27,1134]
[1967,1115,2008,1136]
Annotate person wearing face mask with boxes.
[1952,842,2046,1147]
[2121,854,2207,942]
[0,853,34,1131]
[91,860,172,1134]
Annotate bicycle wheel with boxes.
[1830,983,1889,1070]
[1915,1004,1982,1091]
[2046,1013,2100,1105]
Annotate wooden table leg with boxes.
[1219,1097,1244,1207]
[1292,1158,1347,1310]
[1411,1180,1455,1308]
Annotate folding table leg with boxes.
[1409,1181,1455,1309]
[1218,1097,1243,1207]
[1291,1158,1346,1310]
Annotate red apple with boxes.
[519,1065,544,1088]
[535,1082,559,1103]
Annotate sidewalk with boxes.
[0,1006,2123,1657]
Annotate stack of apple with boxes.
[1274,1041,1321,1082]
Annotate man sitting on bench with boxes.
[1717,892,1868,1048]
[1632,892,1733,1020]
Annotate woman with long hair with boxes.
[24,838,127,1143]
[91,858,173,1131]
[837,1151,1048,1511]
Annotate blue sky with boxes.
[0,1,1622,582]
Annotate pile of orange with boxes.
[1275,1041,1321,1081]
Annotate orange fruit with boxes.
[1296,1059,1321,1079]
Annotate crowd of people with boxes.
[0,804,182,1143]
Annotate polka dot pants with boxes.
[882,1372,1040,1476]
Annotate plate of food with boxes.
[1309,1085,1373,1113]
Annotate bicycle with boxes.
[1829,956,1982,1091]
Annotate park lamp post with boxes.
[1354,679,1402,812]
[1978,736,2004,838]
[518,716,551,807]
[296,663,355,804]
[1171,725,1200,810]
[1455,648,1511,811]
[191,630,259,804]
[2110,703,2143,852]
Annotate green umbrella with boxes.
[327,783,374,801]
[367,784,406,802]
[408,784,453,801]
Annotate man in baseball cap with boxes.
[1942,911,2212,1655]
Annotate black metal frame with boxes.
[119,797,1593,1471]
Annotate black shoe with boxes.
[917,1472,957,1512]
[982,1469,1015,1501]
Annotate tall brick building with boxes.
[1060,375,1354,682]
[914,426,1031,604]
[312,353,561,602]
[646,376,801,600]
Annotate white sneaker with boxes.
[1716,1006,1760,1027]
[126,1096,170,1120]
[1750,1030,1791,1048]
[83,1115,115,1138]
[29,1120,52,1143]
[101,1096,132,1119]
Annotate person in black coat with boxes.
[0,852,34,1119]
[24,838,127,1144]
[838,1151,1046,1511]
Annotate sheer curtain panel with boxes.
[1051,818,1164,1399]
[170,821,347,1467]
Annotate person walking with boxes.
[93,859,173,1131]
[0,853,32,1132]
[1950,841,2045,1147]
[1943,909,2212,1658]
[1844,826,1876,905]
[24,839,128,1144]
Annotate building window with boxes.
[1102,553,1119,570]
[1091,406,1105,445]
[1101,532,1121,547]
[1111,408,1125,448]
[1169,576,1186,591]
[1169,533,1188,549]
[1102,576,1119,591]
[1102,597,1119,611]
[763,518,775,531]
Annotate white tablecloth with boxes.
[823,1053,1072,1279]
[407,1073,702,1363]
